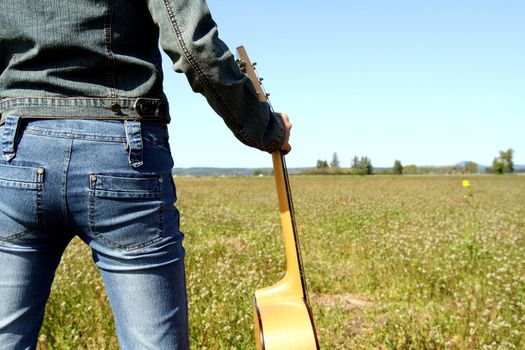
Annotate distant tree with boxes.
[502,149,514,173]
[403,164,418,174]
[464,161,478,174]
[316,160,329,169]
[492,149,514,174]
[330,152,340,168]
[350,156,373,175]
[393,160,404,175]
[351,156,359,169]
[362,156,373,175]
[492,158,504,174]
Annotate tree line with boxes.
[306,148,517,175]
[311,153,374,175]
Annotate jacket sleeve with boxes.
[146,0,285,153]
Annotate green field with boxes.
[38,175,525,349]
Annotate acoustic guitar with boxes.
[236,46,320,350]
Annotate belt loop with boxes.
[124,120,143,168]
[2,115,22,162]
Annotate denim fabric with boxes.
[0,0,285,152]
[0,116,189,349]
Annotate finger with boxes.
[281,143,292,155]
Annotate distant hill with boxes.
[455,161,489,173]
[455,161,525,173]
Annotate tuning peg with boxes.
[252,62,257,66]
[236,59,247,72]
[266,93,271,98]
[259,77,264,82]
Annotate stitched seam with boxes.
[88,189,97,236]
[88,182,163,251]
[101,235,162,251]
[2,116,168,122]
[104,0,116,98]
[36,170,44,229]
[159,202,164,237]
[22,128,127,142]
[0,179,43,242]
[0,229,31,242]
[61,139,73,227]
[161,0,251,145]
[0,96,168,105]
[0,186,35,240]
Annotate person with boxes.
[0,0,291,348]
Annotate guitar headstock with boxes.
[236,46,271,104]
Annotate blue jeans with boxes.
[0,116,189,349]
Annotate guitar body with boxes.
[236,46,320,350]
[254,294,318,350]
[251,153,320,350]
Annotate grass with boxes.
[38,175,525,349]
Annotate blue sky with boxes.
[162,0,524,168]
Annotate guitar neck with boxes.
[237,45,320,350]
[272,151,311,303]
[236,45,311,303]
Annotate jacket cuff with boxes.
[261,111,285,153]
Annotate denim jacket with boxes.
[0,0,284,152]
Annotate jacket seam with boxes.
[104,0,116,98]
[160,0,252,146]
[0,96,169,103]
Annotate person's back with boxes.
[1,0,164,99]
[0,0,287,152]
[0,1,291,349]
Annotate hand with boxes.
[279,112,292,154]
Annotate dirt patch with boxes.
[226,237,247,251]
[311,293,373,338]
[311,293,372,311]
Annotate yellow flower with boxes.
[462,180,471,188]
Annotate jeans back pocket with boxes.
[88,174,164,250]
[0,163,44,241]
